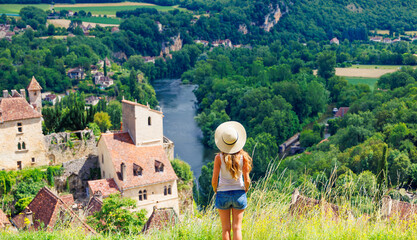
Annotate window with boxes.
[17,142,21,150]
[143,190,147,200]
[22,142,26,150]
[164,186,167,196]
[155,160,164,172]
[31,158,35,163]
[168,185,172,195]
[17,161,22,170]
[139,190,143,201]
[17,122,22,133]
[148,117,151,126]
[101,154,104,164]
[133,164,143,176]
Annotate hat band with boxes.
[223,135,238,145]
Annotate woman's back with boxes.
[217,153,245,192]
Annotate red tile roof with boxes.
[27,76,42,91]
[12,187,96,233]
[100,132,178,190]
[88,178,120,198]
[60,194,75,206]
[0,208,11,228]
[142,207,178,233]
[85,196,103,216]
[335,107,349,118]
[0,97,42,122]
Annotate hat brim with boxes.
[215,121,247,154]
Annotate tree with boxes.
[106,100,122,130]
[300,129,322,148]
[47,24,55,36]
[171,158,193,183]
[317,51,336,81]
[197,161,214,208]
[94,112,112,132]
[88,194,147,234]
[376,144,388,202]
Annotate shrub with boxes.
[171,159,193,183]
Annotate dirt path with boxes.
[54,2,155,8]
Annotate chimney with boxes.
[121,162,126,181]
[25,208,33,226]
[20,89,26,98]
[2,90,8,98]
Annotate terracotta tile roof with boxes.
[122,99,163,115]
[12,187,96,233]
[60,194,75,207]
[335,107,349,118]
[382,196,417,220]
[100,132,178,190]
[88,178,120,198]
[142,207,178,233]
[0,97,42,122]
[0,208,11,228]
[289,189,352,221]
[11,212,26,229]
[27,76,42,91]
[85,196,103,216]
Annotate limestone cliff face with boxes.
[261,4,282,32]
[238,24,248,35]
[161,33,183,56]
[169,33,183,52]
[261,2,290,32]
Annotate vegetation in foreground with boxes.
[2,166,417,240]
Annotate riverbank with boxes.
[153,79,216,178]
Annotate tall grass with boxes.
[2,164,417,239]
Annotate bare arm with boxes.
[212,154,221,193]
[243,160,251,193]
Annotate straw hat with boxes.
[215,121,247,154]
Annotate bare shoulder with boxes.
[214,153,222,165]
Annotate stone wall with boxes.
[163,136,174,161]
[44,130,97,165]
[55,155,99,200]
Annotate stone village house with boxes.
[88,100,179,217]
[0,77,47,170]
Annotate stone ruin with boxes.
[44,129,98,165]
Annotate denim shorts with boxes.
[215,190,247,210]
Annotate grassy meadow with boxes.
[344,77,378,90]
[0,2,186,16]
[71,17,121,25]
[54,4,186,16]
[0,4,50,14]
[1,165,417,240]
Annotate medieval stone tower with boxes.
[27,76,42,112]
[122,99,163,146]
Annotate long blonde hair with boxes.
[222,150,253,180]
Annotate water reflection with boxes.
[153,79,216,178]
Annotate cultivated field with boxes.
[370,30,390,35]
[335,67,397,78]
[71,17,121,25]
[344,77,378,90]
[54,2,187,16]
[48,19,118,28]
[0,4,50,14]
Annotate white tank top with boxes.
[217,153,245,192]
